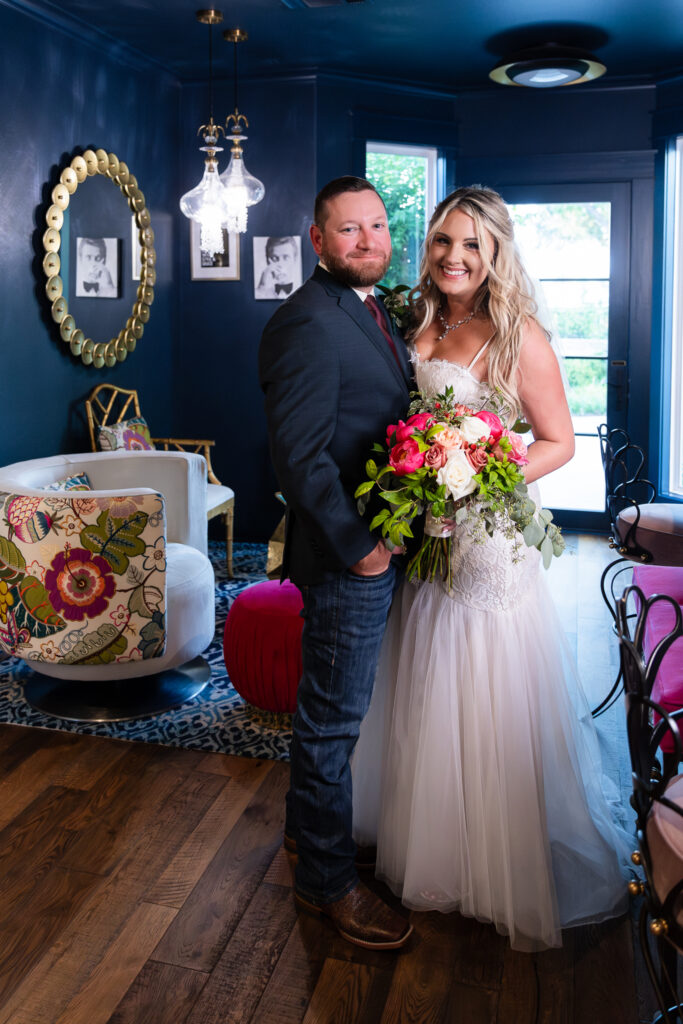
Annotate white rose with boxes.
[436,449,478,501]
[458,415,491,444]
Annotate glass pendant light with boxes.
[179,10,230,258]
[220,28,265,234]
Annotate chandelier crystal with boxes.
[220,28,265,234]
[179,120,230,258]
[179,9,230,257]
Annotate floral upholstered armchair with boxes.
[0,450,215,720]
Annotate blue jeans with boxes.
[287,562,401,904]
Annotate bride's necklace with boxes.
[436,306,475,341]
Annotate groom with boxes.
[258,176,413,949]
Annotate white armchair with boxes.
[0,450,215,721]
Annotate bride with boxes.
[352,185,630,951]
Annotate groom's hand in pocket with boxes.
[349,540,403,577]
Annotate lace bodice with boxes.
[414,353,495,412]
[412,350,540,611]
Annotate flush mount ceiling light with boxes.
[489,44,606,88]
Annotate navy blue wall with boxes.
[0,3,180,462]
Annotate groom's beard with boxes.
[320,244,392,289]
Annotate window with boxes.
[507,201,612,513]
[366,142,438,288]
[669,138,683,496]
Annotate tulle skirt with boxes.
[352,570,631,951]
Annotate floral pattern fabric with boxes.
[43,472,93,492]
[0,490,166,666]
[98,417,155,452]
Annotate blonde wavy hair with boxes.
[409,185,539,416]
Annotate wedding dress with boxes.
[351,343,631,951]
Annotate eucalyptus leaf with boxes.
[522,520,545,547]
[541,535,554,569]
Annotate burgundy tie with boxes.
[365,294,401,368]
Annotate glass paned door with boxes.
[507,202,610,513]
[503,184,630,530]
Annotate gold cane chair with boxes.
[85,383,234,576]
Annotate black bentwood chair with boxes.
[594,425,683,717]
[617,587,683,1024]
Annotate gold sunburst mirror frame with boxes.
[42,148,156,368]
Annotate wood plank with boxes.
[0,734,87,829]
[52,902,177,1024]
[0,865,101,1010]
[146,758,273,907]
[0,784,82,879]
[572,918,639,1024]
[495,947,538,1022]
[262,845,296,888]
[61,764,225,877]
[106,961,209,1024]
[301,958,386,1024]
[250,915,326,1024]
[195,752,271,779]
[0,789,85,929]
[378,949,455,1024]
[183,883,296,1024]
[152,762,288,972]
[0,766,230,1024]
[443,982,499,1022]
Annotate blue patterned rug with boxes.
[0,543,293,760]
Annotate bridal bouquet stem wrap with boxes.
[355,385,565,585]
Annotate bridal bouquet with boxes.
[355,385,564,586]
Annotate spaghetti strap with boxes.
[467,337,492,372]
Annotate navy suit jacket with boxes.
[258,265,413,585]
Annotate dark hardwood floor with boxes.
[0,534,655,1023]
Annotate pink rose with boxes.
[493,429,529,466]
[475,409,504,441]
[389,438,426,475]
[424,443,448,469]
[435,425,465,449]
[406,412,434,432]
[453,403,475,416]
[466,444,489,471]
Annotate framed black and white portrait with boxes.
[75,236,120,298]
[253,235,302,300]
[190,222,240,281]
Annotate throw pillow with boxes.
[98,416,155,452]
[44,471,93,491]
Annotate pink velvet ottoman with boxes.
[223,580,304,713]
[632,564,683,754]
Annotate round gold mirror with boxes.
[42,149,156,368]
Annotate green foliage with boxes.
[511,202,610,248]
[566,358,607,416]
[366,151,427,288]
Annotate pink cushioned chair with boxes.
[617,586,683,1021]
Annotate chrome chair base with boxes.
[22,656,212,723]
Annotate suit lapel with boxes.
[312,267,410,389]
